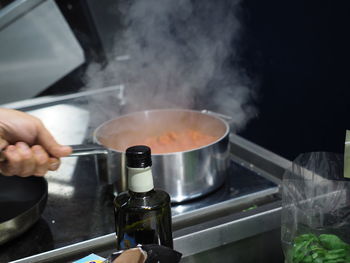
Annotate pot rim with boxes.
[93,108,230,156]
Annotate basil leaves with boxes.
[292,234,350,263]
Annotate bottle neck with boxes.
[129,189,156,199]
[127,166,154,193]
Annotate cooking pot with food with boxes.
[72,109,230,203]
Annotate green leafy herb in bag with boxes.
[291,234,350,263]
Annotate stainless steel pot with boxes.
[72,109,230,203]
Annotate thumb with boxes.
[0,137,8,161]
[0,137,8,151]
[36,125,72,158]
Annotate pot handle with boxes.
[0,144,118,186]
[201,109,233,123]
[69,144,109,156]
[0,144,108,161]
[67,144,114,185]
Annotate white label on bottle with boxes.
[128,166,154,193]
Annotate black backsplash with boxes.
[237,0,350,160]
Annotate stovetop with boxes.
[0,157,277,262]
[0,88,279,262]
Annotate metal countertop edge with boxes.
[229,133,292,185]
[9,233,117,263]
[171,186,279,230]
[0,85,124,111]
[10,202,282,263]
[174,203,282,257]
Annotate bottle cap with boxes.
[126,145,152,168]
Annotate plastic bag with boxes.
[282,152,350,263]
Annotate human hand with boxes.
[112,248,147,263]
[0,108,72,177]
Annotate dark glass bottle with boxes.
[114,145,173,250]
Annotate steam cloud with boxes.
[84,0,256,131]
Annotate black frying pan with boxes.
[0,175,47,245]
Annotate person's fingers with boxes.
[16,142,36,177]
[0,143,63,176]
[52,145,72,158]
[32,145,49,176]
[0,137,9,162]
[0,137,8,151]
[48,157,60,171]
[0,145,22,176]
[36,123,72,158]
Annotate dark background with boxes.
[237,0,350,160]
[48,0,350,161]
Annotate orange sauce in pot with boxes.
[131,129,217,154]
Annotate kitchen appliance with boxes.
[0,0,85,104]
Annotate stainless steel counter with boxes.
[0,88,291,262]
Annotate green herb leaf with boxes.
[319,235,350,250]
[291,234,350,263]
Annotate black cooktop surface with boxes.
[0,156,277,262]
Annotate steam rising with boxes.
[85,0,256,131]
